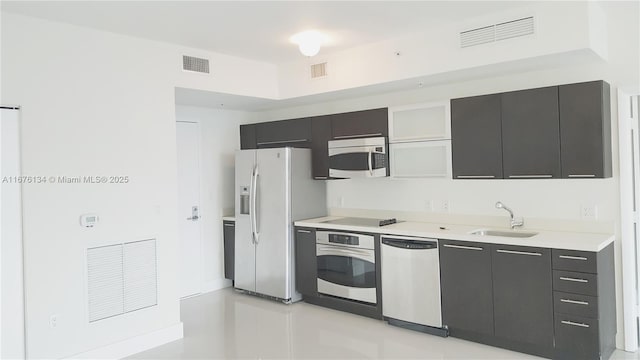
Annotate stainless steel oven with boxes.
[328,137,388,178]
[316,231,377,304]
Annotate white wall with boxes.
[277,1,606,99]
[1,13,179,359]
[0,12,273,359]
[175,106,254,292]
[1,108,25,359]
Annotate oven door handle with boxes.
[316,244,375,263]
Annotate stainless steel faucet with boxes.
[495,201,524,229]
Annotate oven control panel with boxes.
[316,231,375,250]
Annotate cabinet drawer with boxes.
[553,270,597,296]
[553,291,598,318]
[554,314,600,360]
[552,249,597,273]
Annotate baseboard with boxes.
[66,322,183,359]
[202,278,232,293]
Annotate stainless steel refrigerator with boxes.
[234,147,326,303]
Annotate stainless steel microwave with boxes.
[327,137,388,178]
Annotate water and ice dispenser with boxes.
[239,186,250,215]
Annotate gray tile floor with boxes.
[130,288,640,359]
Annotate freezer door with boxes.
[234,150,257,292]
[254,148,292,299]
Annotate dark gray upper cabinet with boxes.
[331,108,388,139]
[240,124,257,149]
[559,81,612,178]
[255,118,312,148]
[294,227,317,297]
[311,115,332,179]
[501,86,561,179]
[451,94,503,179]
[439,240,494,339]
[223,221,235,281]
[491,244,554,358]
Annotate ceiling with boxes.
[1,1,535,64]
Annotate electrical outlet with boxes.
[580,205,598,220]
[435,200,450,213]
[49,314,58,328]
[424,200,433,212]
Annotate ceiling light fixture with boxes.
[290,30,327,57]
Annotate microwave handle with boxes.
[368,149,373,176]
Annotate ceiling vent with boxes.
[460,16,534,48]
[310,62,327,79]
[182,55,210,74]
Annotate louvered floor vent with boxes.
[87,239,157,322]
[461,16,534,48]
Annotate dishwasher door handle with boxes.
[382,238,437,249]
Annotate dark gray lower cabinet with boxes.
[440,241,615,360]
[223,221,235,280]
[552,244,616,360]
[491,245,554,358]
[294,227,317,296]
[439,240,494,339]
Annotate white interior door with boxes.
[1,107,25,359]
[176,121,202,298]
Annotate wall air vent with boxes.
[460,16,534,48]
[87,239,157,323]
[182,55,210,74]
[310,62,327,79]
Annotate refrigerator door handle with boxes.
[251,164,260,244]
[250,165,258,244]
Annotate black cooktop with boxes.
[321,217,400,227]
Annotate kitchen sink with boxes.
[470,229,538,238]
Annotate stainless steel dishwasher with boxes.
[381,235,448,337]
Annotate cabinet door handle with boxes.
[559,276,588,283]
[560,298,589,306]
[456,175,496,179]
[561,320,590,328]
[224,223,235,227]
[559,255,588,261]
[297,229,311,234]
[257,139,309,146]
[334,133,383,139]
[508,175,553,178]
[443,244,483,251]
[568,174,596,178]
[496,249,542,256]
[314,176,328,180]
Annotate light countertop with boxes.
[294,216,614,252]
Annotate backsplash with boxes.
[326,177,617,234]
